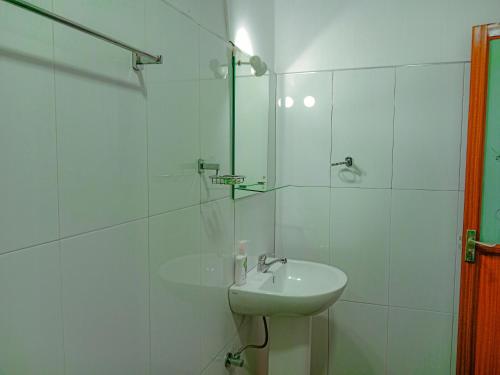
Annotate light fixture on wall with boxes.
[210,55,267,78]
[237,55,268,77]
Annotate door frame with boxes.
[457,23,500,375]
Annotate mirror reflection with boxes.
[232,50,276,198]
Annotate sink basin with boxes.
[229,258,347,317]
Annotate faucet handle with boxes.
[257,254,267,272]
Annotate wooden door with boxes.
[457,23,500,374]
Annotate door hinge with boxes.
[465,229,477,263]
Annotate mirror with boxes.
[232,49,276,199]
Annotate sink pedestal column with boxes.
[268,316,312,375]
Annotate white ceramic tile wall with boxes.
[387,307,453,375]
[392,64,463,191]
[61,220,149,375]
[146,0,201,216]
[310,311,330,375]
[0,0,59,255]
[331,69,395,188]
[276,187,330,264]
[147,80,201,214]
[274,0,500,73]
[460,64,471,191]
[275,63,465,374]
[276,72,333,187]
[452,190,465,375]
[200,198,240,366]
[390,190,458,313]
[0,243,64,375]
[0,1,263,374]
[235,192,276,270]
[149,206,202,374]
[331,188,391,305]
[330,301,388,375]
[54,0,149,237]
[199,0,228,40]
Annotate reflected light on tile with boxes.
[304,95,316,108]
[235,27,254,56]
[285,96,294,108]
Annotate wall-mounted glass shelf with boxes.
[234,181,289,193]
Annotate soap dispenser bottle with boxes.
[235,240,248,286]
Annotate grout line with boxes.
[326,71,335,375]
[272,191,277,258]
[384,187,460,192]
[385,67,397,375]
[449,191,463,373]
[271,73,278,258]
[0,183,459,258]
[59,216,149,242]
[387,304,454,316]
[1,200,229,258]
[329,71,335,186]
[340,299,454,315]
[275,60,471,76]
[56,241,67,375]
[144,68,152,375]
[390,67,397,190]
[457,63,468,193]
[149,200,205,219]
[385,188,394,375]
[49,1,67,372]
[328,72,335,265]
[449,62,467,370]
[158,0,230,46]
[270,185,460,192]
[0,239,62,257]
[339,299,388,308]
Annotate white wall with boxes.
[274,0,500,73]
[275,63,468,375]
[271,0,496,372]
[227,0,275,70]
[0,0,259,374]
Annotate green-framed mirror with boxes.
[231,48,277,199]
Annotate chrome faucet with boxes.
[257,254,287,273]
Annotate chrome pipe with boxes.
[1,0,163,70]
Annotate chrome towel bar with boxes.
[1,0,163,71]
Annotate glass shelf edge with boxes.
[233,184,290,193]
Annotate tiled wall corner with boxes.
[0,1,251,374]
[275,62,465,375]
[235,191,276,271]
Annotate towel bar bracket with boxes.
[132,53,163,71]
[1,0,163,71]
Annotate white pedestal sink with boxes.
[229,259,347,375]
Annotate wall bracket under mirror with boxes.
[231,47,288,198]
